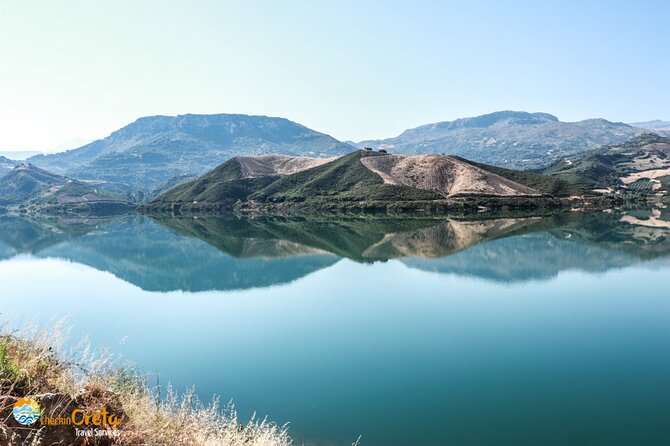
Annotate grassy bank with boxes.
[0,324,291,446]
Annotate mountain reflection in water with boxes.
[0,207,668,291]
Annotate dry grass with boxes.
[0,321,293,446]
[0,320,80,397]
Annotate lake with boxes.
[0,209,669,445]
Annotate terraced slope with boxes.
[543,133,670,194]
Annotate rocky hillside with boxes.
[358,111,643,169]
[28,114,355,192]
[148,149,585,214]
[543,133,670,195]
[0,164,131,213]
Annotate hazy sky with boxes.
[1,1,668,151]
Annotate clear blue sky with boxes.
[0,0,668,151]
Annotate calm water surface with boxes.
[0,210,669,445]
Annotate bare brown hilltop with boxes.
[233,154,336,178]
[360,153,541,197]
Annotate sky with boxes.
[0,0,668,152]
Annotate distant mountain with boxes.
[0,164,131,213]
[543,133,670,195]
[629,120,670,133]
[357,111,643,169]
[0,151,43,161]
[28,114,355,192]
[0,156,17,176]
[147,149,585,214]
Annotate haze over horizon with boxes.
[1,1,668,152]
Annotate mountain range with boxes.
[19,111,665,195]
[358,111,644,169]
[149,134,670,214]
[629,120,670,132]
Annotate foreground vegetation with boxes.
[0,323,292,446]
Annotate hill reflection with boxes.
[0,207,668,290]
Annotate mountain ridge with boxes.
[19,110,665,198]
[358,111,643,169]
[28,113,355,192]
[629,120,670,132]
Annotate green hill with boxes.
[0,164,132,214]
[147,150,594,214]
[248,151,445,205]
[148,153,338,209]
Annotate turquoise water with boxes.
[0,211,669,445]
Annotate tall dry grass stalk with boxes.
[0,319,293,446]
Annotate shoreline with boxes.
[0,330,291,446]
